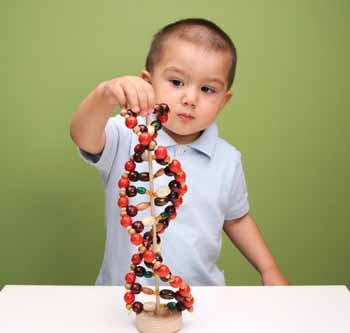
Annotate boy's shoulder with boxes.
[215,135,242,161]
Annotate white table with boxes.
[0,285,349,332]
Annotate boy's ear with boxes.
[221,90,233,109]
[140,70,152,84]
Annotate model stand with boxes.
[117,104,194,332]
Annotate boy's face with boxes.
[142,37,232,144]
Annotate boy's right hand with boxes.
[99,76,155,117]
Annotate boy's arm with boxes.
[223,213,289,285]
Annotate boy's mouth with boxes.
[177,113,195,122]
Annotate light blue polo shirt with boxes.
[78,114,249,286]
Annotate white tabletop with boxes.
[0,285,349,332]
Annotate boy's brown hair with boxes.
[145,18,238,90]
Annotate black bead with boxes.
[159,218,169,228]
[167,191,179,202]
[160,289,175,300]
[132,301,143,314]
[155,197,169,206]
[139,172,150,181]
[134,144,146,154]
[127,110,137,117]
[134,266,146,277]
[126,185,137,197]
[138,125,147,133]
[133,153,143,163]
[155,253,163,262]
[169,180,181,192]
[176,302,186,312]
[143,231,153,241]
[128,171,139,182]
[156,159,168,166]
[126,205,138,217]
[160,276,170,282]
[164,166,175,177]
[174,291,185,303]
[165,205,176,216]
[159,103,169,114]
[144,261,154,269]
[132,221,144,233]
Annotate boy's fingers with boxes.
[121,82,140,113]
[136,85,148,115]
[113,83,127,109]
[144,82,156,113]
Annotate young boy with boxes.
[70,18,288,286]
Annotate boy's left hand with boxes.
[261,267,289,285]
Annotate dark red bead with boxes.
[133,153,143,163]
[168,191,179,202]
[156,159,168,166]
[125,160,136,171]
[132,301,143,314]
[155,197,169,206]
[164,166,175,177]
[160,289,175,300]
[126,205,138,217]
[176,302,186,312]
[159,103,169,113]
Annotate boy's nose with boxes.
[181,87,198,109]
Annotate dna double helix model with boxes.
[117,103,194,315]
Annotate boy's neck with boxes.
[162,126,203,144]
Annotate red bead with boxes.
[173,197,183,208]
[130,233,143,245]
[131,253,142,265]
[139,132,152,145]
[170,276,183,288]
[179,183,188,196]
[169,160,181,173]
[120,215,132,228]
[125,116,138,129]
[184,297,194,308]
[155,146,168,159]
[124,292,135,304]
[125,160,136,171]
[125,272,136,284]
[179,284,191,297]
[175,171,186,183]
[118,177,130,189]
[158,265,170,277]
[118,197,129,208]
[143,249,155,263]
[157,113,168,123]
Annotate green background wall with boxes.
[1,1,349,286]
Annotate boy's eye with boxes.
[170,79,183,87]
[201,86,216,94]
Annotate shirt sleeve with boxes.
[224,152,250,221]
[77,117,120,185]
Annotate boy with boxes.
[70,18,288,286]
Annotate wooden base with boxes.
[136,306,182,333]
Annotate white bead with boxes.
[142,216,156,226]
[143,302,156,312]
[147,125,155,136]
[156,186,171,198]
